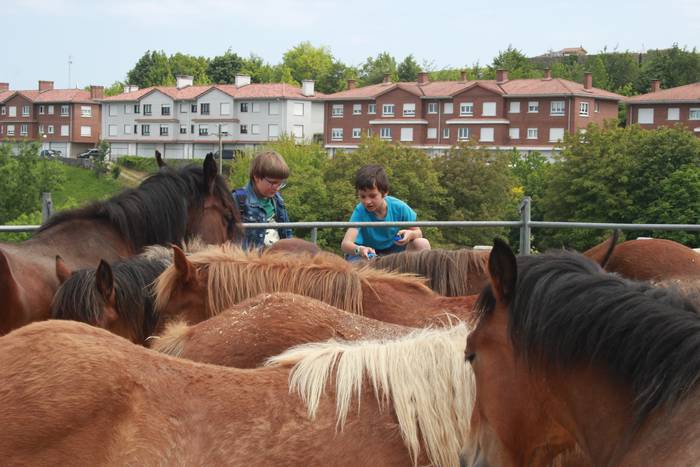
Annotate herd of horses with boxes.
[1,152,699,466]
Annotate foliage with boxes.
[490,46,540,79]
[359,52,398,85]
[0,198,80,242]
[240,54,277,83]
[170,53,211,84]
[115,156,159,173]
[104,81,124,96]
[207,48,244,84]
[397,55,422,82]
[92,140,111,178]
[126,50,174,87]
[637,44,700,93]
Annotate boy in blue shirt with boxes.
[341,164,431,260]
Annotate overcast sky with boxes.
[4,0,700,90]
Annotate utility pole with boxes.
[68,55,73,88]
[215,123,228,175]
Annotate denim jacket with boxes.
[233,182,292,249]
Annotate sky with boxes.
[3,0,700,90]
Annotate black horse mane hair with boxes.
[51,255,171,343]
[476,250,700,425]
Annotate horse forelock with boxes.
[266,324,474,467]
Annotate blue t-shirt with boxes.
[350,196,417,250]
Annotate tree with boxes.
[637,44,700,93]
[358,52,398,86]
[280,42,350,93]
[169,53,210,84]
[104,81,124,96]
[207,48,244,84]
[397,55,422,82]
[126,50,174,88]
[240,54,276,83]
[598,49,640,94]
[490,46,539,79]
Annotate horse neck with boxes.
[360,279,440,326]
[29,219,134,260]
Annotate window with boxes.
[48,105,54,115]
[251,124,261,135]
[191,104,197,113]
[480,128,494,142]
[331,128,343,140]
[400,128,413,142]
[190,124,194,134]
[482,102,496,117]
[161,105,171,116]
[368,103,376,114]
[550,101,565,116]
[509,101,520,113]
[124,125,132,135]
[240,124,248,134]
[294,102,304,116]
[367,128,373,137]
[180,103,188,113]
[638,108,654,124]
[22,105,30,116]
[443,127,450,139]
[60,105,69,116]
[39,124,44,134]
[1,106,5,115]
[403,103,416,117]
[579,102,589,117]
[252,102,261,113]
[240,102,248,113]
[200,103,210,115]
[427,128,437,139]
[509,128,520,139]
[549,128,565,142]
[20,124,28,136]
[81,106,92,117]
[48,125,54,135]
[293,125,304,138]
[179,125,187,134]
[379,127,391,139]
[668,108,680,121]
[134,104,140,114]
[352,128,361,138]
[457,127,469,141]
[527,128,538,139]
[39,105,45,115]
[141,124,150,136]
[218,103,230,115]
[160,125,169,136]
[595,102,600,113]
[353,104,362,115]
[142,104,151,116]
[268,124,279,137]
[108,125,118,136]
[690,108,700,120]
[268,102,279,115]
[460,103,473,116]
[7,125,15,136]
[382,104,395,116]
[427,102,438,114]
[108,104,118,116]
[444,102,453,114]
[9,106,16,117]
[60,125,69,136]
[528,101,539,113]
[198,125,208,136]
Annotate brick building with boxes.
[625,80,700,136]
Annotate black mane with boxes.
[477,250,700,424]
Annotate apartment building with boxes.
[323,70,623,155]
[625,80,700,136]
[101,76,325,159]
[0,81,103,157]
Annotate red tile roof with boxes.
[34,89,95,104]
[625,82,700,103]
[101,83,326,102]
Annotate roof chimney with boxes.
[89,85,104,100]
[650,79,661,93]
[383,73,391,84]
[417,71,429,85]
[460,70,467,82]
[38,80,54,93]
[347,79,357,90]
[0,83,9,92]
[235,75,251,88]
[543,68,552,80]
[496,69,508,83]
[124,84,139,93]
[301,79,315,97]
[176,75,194,89]
[583,72,592,90]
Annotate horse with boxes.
[583,233,700,282]
[153,243,479,328]
[368,248,491,296]
[264,237,321,256]
[0,153,241,334]
[0,319,473,467]
[463,239,700,467]
[151,292,410,367]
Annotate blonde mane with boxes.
[155,243,435,317]
[148,320,189,357]
[267,324,474,467]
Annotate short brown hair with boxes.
[355,164,389,193]
[249,151,290,182]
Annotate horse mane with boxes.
[37,164,238,251]
[154,244,432,317]
[149,320,189,357]
[476,250,700,426]
[51,254,171,342]
[371,249,488,296]
[266,324,474,467]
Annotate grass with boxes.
[52,165,133,206]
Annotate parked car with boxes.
[40,149,61,159]
[78,148,101,159]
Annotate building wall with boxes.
[627,103,700,135]
[0,95,37,141]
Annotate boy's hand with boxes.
[358,245,376,259]
[394,230,412,245]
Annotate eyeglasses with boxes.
[264,177,287,189]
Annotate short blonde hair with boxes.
[249,151,290,182]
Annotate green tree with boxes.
[126,50,174,88]
[490,46,539,79]
[240,54,277,83]
[598,49,640,93]
[207,48,244,84]
[104,81,124,96]
[637,44,700,93]
[169,53,210,84]
[397,55,422,82]
[359,52,398,85]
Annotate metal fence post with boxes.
[518,196,531,255]
[310,227,318,244]
[41,192,53,224]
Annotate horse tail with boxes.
[599,229,621,269]
[149,320,189,357]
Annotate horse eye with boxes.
[465,351,476,364]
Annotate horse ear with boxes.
[155,150,166,168]
[488,238,517,305]
[55,255,72,284]
[172,245,197,284]
[95,259,116,305]
[202,153,218,194]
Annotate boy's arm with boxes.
[341,228,375,257]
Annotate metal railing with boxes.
[3,196,700,255]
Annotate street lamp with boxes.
[214,123,229,175]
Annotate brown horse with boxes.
[583,234,700,282]
[264,237,321,256]
[153,244,478,328]
[152,292,409,367]
[0,320,473,467]
[0,154,241,334]
[463,239,700,467]
[369,248,490,296]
